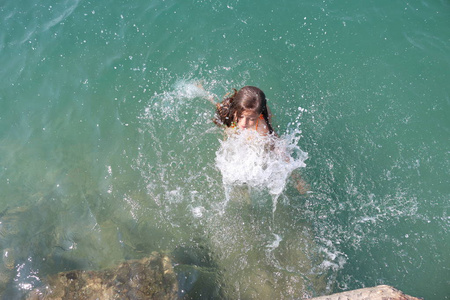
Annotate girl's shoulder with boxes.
[256,118,270,135]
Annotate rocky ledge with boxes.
[26,252,178,300]
[310,285,421,300]
[25,252,420,300]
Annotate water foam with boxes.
[215,129,307,211]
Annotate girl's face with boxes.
[236,109,260,130]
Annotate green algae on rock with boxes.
[26,252,178,300]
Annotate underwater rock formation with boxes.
[310,285,421,300]
[26,252,178,300]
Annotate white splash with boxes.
[190,206,206,218]
[266,233,283,251]
[215,129,307,211]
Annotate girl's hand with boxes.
[295,179,309,195]
[196,82,216,104]
[291,171,310,195]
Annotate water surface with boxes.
[0,0,449,299]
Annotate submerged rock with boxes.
[310,285,421,300]
[27,252,178,300]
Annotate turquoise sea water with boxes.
[1,0,449,299]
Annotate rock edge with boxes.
[309,284,421,300]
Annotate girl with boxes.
[213,86,308,194]
[213,86,275,135]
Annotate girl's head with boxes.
[215,86,274,134]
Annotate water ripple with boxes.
[42,0,81,32]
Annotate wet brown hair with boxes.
[214,86,274,134]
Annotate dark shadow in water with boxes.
[172,238,225,299]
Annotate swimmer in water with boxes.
[212,86,309,194]
[213,86,274,135]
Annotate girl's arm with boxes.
[274,138,309,195]
[196,82,217,105]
